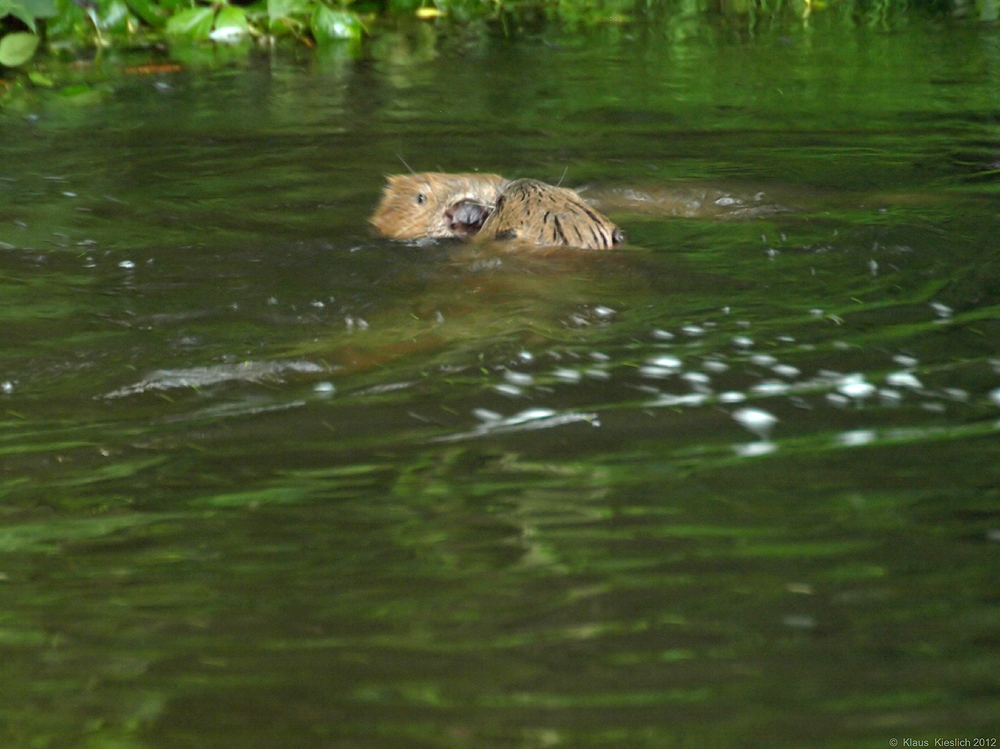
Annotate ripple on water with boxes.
[102,360,328,399]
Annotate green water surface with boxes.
[1,9,999,749]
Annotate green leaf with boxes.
[267,0,310,22]
[0,0,56,29]
[209,4,248,41]
[310,6,361,42]
[98,0,133,32]
[1,0,55,31]
[45,0,88,38]
[385,0,421,11]
[242,0,266,22]
[124,0,168,27]
[0,32,40,67]
[27,69,52,86]
[1,0,33,30]
[164,5,216,37]
[158,0,187,10]
[19,0,54,16]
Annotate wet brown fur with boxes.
[478,179,623,250]
[370,172,507,240]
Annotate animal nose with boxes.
[445,200,491,236]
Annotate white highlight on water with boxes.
[732,407,778,440]
[885,371,922,390]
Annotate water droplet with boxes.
[837,374,875,401]
[682,372,710,386]
[879,388,902,406]
[648,355,682,370]
[639,366,674,379]
[885,371,921,390]
[505,371,534,386]
[732,407,778,439]
[929,301,953,319]
[750,380,790,396]
[734,441,778,457]
[837,430,875,446]
[553,369,581,383]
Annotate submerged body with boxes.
[371,173,623,250]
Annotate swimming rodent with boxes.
[478,178,624,250]
[371,173,624,250]
[370,172,507,240]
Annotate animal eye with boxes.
[416,193,427,205]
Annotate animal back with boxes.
[480,179,623,250]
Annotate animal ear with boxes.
[385,174,407,187]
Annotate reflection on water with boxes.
[2,9,1000,749]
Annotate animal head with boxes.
[370,173,508,240]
